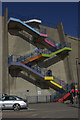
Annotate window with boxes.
[4,96,9,100]
[9,96,16,100]
[2,96,5,100]
[4,96,16,100]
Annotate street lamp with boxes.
[76,58,80,108]
[76,58,80,90]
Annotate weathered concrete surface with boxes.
[57,22,65,44]
[0,1,2,120]
[2,8,9,94]
[2,16,78,99]
[0,11,2,95]
[8,22,79,98]
[65,35,79,85]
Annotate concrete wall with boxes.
[78,40,80,90]
[57,22,65,43]
[8,27,56,98]
[4,19,78,99]
[2,9,9,94]
[39,24,68,84]
[39,24,79,89]
[65,35,79,84]
[40,24,60,43]
[0,16,2,95]
[0,2,2,118]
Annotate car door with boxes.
[0,96,6,109]
[0,99,3,109]
[2,96,16,109]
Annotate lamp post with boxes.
[76,58,79,90]
[76,58,80,108]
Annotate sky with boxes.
[2,2,78,38]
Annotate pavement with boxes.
[2,102,79,118]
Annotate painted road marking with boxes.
[32,113,39,117]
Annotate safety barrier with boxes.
[8,55,67,90]
[46,37,71,50]
[26,95,51,103]
[39,27,47,34]
[8,44,71,65]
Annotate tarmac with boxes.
[2,102,79,119]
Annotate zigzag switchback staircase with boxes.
[11,47,72,66]
[8,17,72,52]
[8,55,66,92]
[8,17,48,38]
[8,17,73,97]
[55,89,79,103]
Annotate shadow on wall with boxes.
[39,56,61,68]
[8,29,45,49]
[9,68,76,92]
[9,68,49,89]
[39,54,68,68]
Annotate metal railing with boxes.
[8,41,71,65]
[8,55,67,89]
[8,55,47,76]
[26,95,51,103]
[9,55,67,89]
[50,91,69,102]
[8,55,45,75]
[8,49,52,64]
[26,90,71,103]
[46,37,71,50]
[39,27,47,34]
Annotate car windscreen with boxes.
[15,96,23,100]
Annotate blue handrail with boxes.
[8,55,67,89]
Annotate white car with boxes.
[0,95,28,111]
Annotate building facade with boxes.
[2,10,79,102]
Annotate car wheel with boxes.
[13,104,20,111]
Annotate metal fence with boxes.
[26,95,52,103]
[46,37,71,50]
[26,92,69,104]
